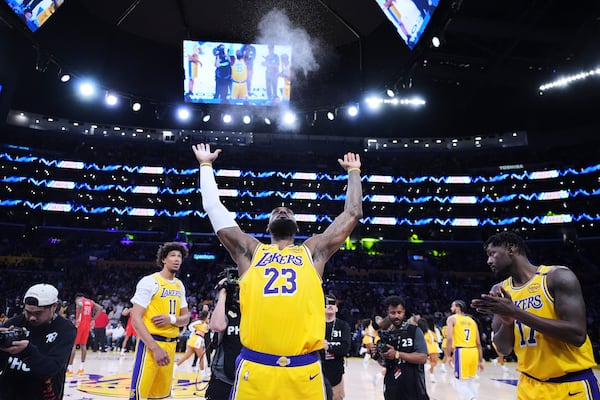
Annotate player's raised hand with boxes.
[338,152,361,171]
[192,143,222,164]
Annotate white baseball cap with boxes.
[24,284,59,306]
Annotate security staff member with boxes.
[321,295,351,400]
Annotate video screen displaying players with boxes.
[3,0,65,32]
[373,0,440,50]
[183,40,292,107]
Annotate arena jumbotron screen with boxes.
[3,0,66,32]
[373,0,440,50]
[183,40,292,107]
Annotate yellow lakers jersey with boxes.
[193,321,209,336]
[232,60,247,82]
[188,53,200,76]
[441,325,448,349]
[281,65,291,100]
[239,243,324,355]
[452,314,478,348]
[362,322,379,346]
[143,272,185,338]
[425,330,439,354]
[502,265,596,380]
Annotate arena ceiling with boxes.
[1,0,600,144]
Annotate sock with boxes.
[455,379,476,399]
[67,365,73,372]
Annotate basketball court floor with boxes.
[61,349,582,399]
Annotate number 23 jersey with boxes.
[239,243,325,356]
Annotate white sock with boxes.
[456,379,476,399]
[67,365,73,372]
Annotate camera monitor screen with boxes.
[3,0,66,32]
[183,40,292,107]
[374,0,440,50]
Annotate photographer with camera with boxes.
[370,295,429,400]
[0,283,76,400]
[204,268,242,400]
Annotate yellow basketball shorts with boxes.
[518,369,600,400]
[230,348,326,400]
[129,336,177,400]
[453,346,478,380]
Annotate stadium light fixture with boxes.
[78,81,96,98]
[177,106,191,121]
[105,92,119,106]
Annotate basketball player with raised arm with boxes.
[192,143,363,400]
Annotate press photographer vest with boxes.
[390,323,418,364]
[383,323,428,399]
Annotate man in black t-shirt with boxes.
[0,283,76,400]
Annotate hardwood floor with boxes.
[61,350,552,399]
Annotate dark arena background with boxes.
[0,1,600,398]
